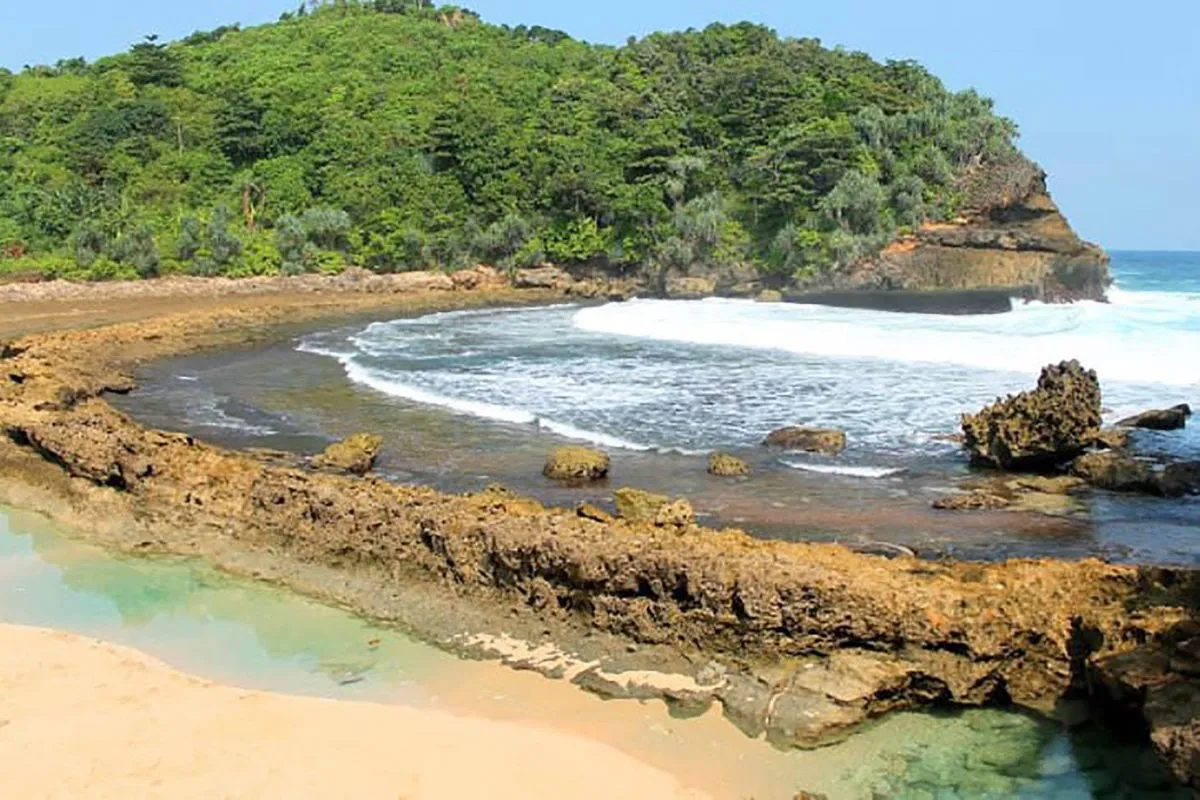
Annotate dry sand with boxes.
[0,624,710,800]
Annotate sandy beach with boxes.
[0,623,709,799]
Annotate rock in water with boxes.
[961,360,1101,470]
[1070,451,1158,494]
[542,447,610,482]
[312,433,383,475]
[653,498,695,528]
[613,487,670,523]
[1117,404,1191,431]
[932,492,1011,511]
[1091,427,1131,450]
[763,427,847,455]
[1159,462,1200,497]
[707,451,750,476]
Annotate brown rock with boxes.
[1159,462,1200,498]
[613,487,669,523]
[707,452,750,477]
[932,492,1011,511]
[576,503,613,523]
[1117,404,1191,431]
[654,498,695,528]
[542,447,610,482]
[961,360,1101,470]
[311,433,383,475]
[387,271,455,293]
[1070,451,1158,494]
[763,426,847,455]
[756,289,783,303]
[514,266,572,290]
[1009,475,1087,495]
[450,265,508,291]
[664,276,716,299]
[1091,427,1131,450]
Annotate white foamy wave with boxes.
[572,297,1200,387]
[781,461,905,479]
[534,419,651,451]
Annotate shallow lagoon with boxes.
[0,506,1184,799]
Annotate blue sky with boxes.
[2,1,1196,250]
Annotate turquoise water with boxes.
[0,506,1187,799]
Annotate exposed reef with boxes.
[0,283,1195,788]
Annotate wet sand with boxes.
[0,624,710,800]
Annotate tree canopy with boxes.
[0,0,1020,282]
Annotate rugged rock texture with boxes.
[707,452,750,477]
[542,447,610,482]
[1158,462,1200,498]
[664,276,716,299]
[811,156,1110,304]
[1070,451,1159,494]
[311,433,383,475]
[961,361,1101,470]
[612,487,670,523]
[1117,405,1192,431]
[0,295,1197,788]
[763,427,847,455]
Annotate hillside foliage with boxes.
[0,0,1020,281]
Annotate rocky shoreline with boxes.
[2,279,1198,788]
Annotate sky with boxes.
[1,1,1196,250]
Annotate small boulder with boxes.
[514,265,572,290]
[932,492,1011,511]
[1159,462,1200,498]
[451,264,508,291]
[312,433,383,475]
[763,426,847,455]
[1070,451,1157,493]
[654,498,695,527]
[707,451,750,477]
[756,289,783,303]
[543,447,610,482]
[613,487,670,523]
[961,360,1101,470]
[1116,404,1191,431]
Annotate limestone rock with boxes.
[576,502,613,523]
[311,433,383,475]
[542,447,610,482]
[763,426,847,455]
[961,360,1101,470]
[1159,462,1200,498]
[1091,427,1131,450]
[664,276,716,299]
[1117,404,1191,431]
[450,264,508,291]
[1009,475,1087,495]
[707,451,750,477]
[1070,451,1157,494]
[387,271,454,293]
[514,266,572,290]
[654,498,695,528]
[613,487,669,523]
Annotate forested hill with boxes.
[0,1,1024,282]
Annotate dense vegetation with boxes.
[0,0,1020,282]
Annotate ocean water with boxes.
[0,505,1186,799]
[297,252,1200,470]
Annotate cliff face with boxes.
[815,157,1111,303]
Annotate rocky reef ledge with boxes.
[1,283,1194,788]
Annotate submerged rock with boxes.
[311,433,383,475]
[542,447,610,482]
[1117,404,1192,431]
[1159,462,1200,498]
[961,360,1101,470]
[763,426,847,455]
[613,487,670,523]
[932,492,1011,511]
[707,451,750,477]
[1070,451,1158,494]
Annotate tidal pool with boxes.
[0,506,1184,799]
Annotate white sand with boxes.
[0,624,710,799]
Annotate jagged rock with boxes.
[654,498,695,528]
[1159,462,1200,498]
[613,487,669,523]
[707,451,750,476]
[1117,404,1191,431]
[763,426,847,455]
[1091,427,1131,450]
[450,264,508,291]
[576,502,613,523]
[932,492,1011,511]
[1070,451,1158,494]
[311,433,383,475]
[961,360,1101,470]
[514,266,572,290]
[542,447,610,482]
[664,276,716,299]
